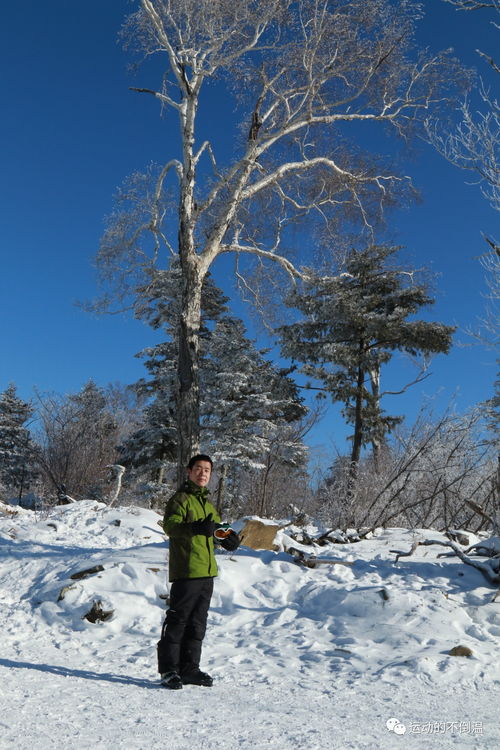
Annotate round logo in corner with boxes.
[386,718,407,735]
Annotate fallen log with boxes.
[287,547,355,569]
[70,565,105,580]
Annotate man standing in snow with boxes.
[157,454,240,689]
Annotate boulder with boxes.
[239,520,281,550]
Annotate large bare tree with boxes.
[97,0,467,476]
[437,1,499,212]
[433,1,499,344]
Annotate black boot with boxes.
[180,669,213,687]
[160,671,183,690]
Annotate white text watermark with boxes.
[386,718,483,736]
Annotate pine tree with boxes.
[118,266,228,491]
[117,394,177,489]
[201,316,306,462]
[279,245,456,476]
[122,267,308,505]
[0,384,35,500]
[201,315,307,510]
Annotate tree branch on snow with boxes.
[390,537,500,586]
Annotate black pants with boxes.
[157,577,214,675]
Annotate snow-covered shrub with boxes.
[316,407,498,533]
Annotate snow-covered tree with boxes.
[0,384,35,500]
[315,405,497,532]
[95,0,468,476]
[278,245,456,476]
[232,411,318,518]
[118,265,228,491]
[34,381,119,500]
[432,1,499,345]
[484,363,500,442]
[201,316,306,459]
[201,315,308,511]
[117,396,177,499]
[121,267,308,506]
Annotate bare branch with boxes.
[241,155,408,202]
[476,48,500,74]
[380,371,432,397]
[129,86,181,110]
[140,0,187,90]
[464,497,499,529]
[391,537,500,586]
[444,1,499,10]
[220,241,305,281]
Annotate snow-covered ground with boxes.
[0,501,498,749]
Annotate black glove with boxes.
[218,530,240,551]
[191,514,218,537]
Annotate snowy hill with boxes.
[0,501,498,749]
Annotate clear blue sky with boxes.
[1,1,498,462]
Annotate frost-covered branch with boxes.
[129,86,181,111]
[444,1,499,11]
[428,87,499,212]
[391,537,500,586]
[221,241,304,281]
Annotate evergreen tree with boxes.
[0,384,35,500]
[122,267,308,505]
[279,245,456,476]
[118,395,177,489]
[201,316,306,462]
[201,315,307,510]
[119,265,228,490]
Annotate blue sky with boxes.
[1,0,498,462]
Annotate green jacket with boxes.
[162,479,221,582]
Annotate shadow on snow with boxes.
[0,657,158,690]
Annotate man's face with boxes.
[187,460,212,487]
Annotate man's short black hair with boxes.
[187,454,213,469]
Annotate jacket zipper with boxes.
[195,493,213,577]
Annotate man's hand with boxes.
[191,514,218,536]
[218,530,240,551]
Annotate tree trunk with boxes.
[258,454,274,517]
[215,463,228,516]
[108,465,125,507]
[176,257,203,483]
[17,464,26,501]
[349,356,365,479]
[369,362,382,472]
[176,86,202,484]
[346,343,366,525]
